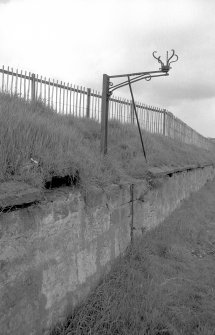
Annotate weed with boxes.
[0,92,215,191]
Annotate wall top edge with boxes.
[148,163,214,178]
[0,163,214,210]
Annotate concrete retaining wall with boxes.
[0,165,215,335]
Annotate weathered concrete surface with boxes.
[0,165,214,335]
[132,166,215,235]
[0,181,43,208]
[0,186,131,335]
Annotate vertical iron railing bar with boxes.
[69,84,72,114]
[19,70,23,97]
[151,108,154,133]
[123,98,126,123]
[138,102,142,127]
[72,84,75,115]
[155,108,158,133]
[10,68,14,94]
[51,79,54,110]
[148,107,151,132]
[118,96,120,121]
[121,98,124,123]
[125,98,128,122]
[92,89,96,119]
[82,86,85,116]
[97,90,100,121]
[2,65,4,92]
[83,86,86,117]
[143,103,146,129]
[44,77,46,104]
[92,90,95,120]
[95,90,98,120]
[119,97,122,122]
[75,85,79,117]
[39,75,42,101]
[56,80,58,112]
[141,102,145,128]
[96,90,98,120]
[118,97,120,122]
[156,109,159,133]
[6,66,9,93]
[66,82,69,114]
[78,86,82,117]
[24,71,27,100]
[91,89,94,119]
[59,81,62,113]
[73,84,76,114]
[15,68,18,95]
[109,98,112,120]
[120,97,122,122]
[48,78,50,108]
[35,74,38,101]
[99,91,102,121]
[95,90,97,120]
[62,82,65,114]
[154,109,157,133]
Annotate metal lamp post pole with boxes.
[100,74,110,154]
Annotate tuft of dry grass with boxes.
[51,178,215,335]
[0,92,215,191]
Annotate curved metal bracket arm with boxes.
[110,73,152,92]
[109,71,169,93]
[109,69,165,79]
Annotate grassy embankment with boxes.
[0,93,214,191]
[52,178,215,335]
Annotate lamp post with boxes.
[100,49,178,157]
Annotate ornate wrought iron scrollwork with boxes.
[108,50,178,94]
[153,49,178,72]
[145,75,152,81]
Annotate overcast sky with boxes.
[0,0,214,137]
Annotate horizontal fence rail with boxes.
[0,65,214,151]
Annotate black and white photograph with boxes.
[0,1,215,334]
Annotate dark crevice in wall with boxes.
[0,173,80,213]
[44,172,80,189]
[162,166,204,178]
[0,201,40,213]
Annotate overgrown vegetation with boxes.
[0,93,214,190]
[51,179,215,335]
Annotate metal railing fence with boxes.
[0,65,214,151]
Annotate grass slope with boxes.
[52,178,215,335]
[0,93,214,190]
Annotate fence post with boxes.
[31,73,36,103]
[100,74,110,155]
[86,88,91,118]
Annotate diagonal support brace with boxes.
[127,76,147,162]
